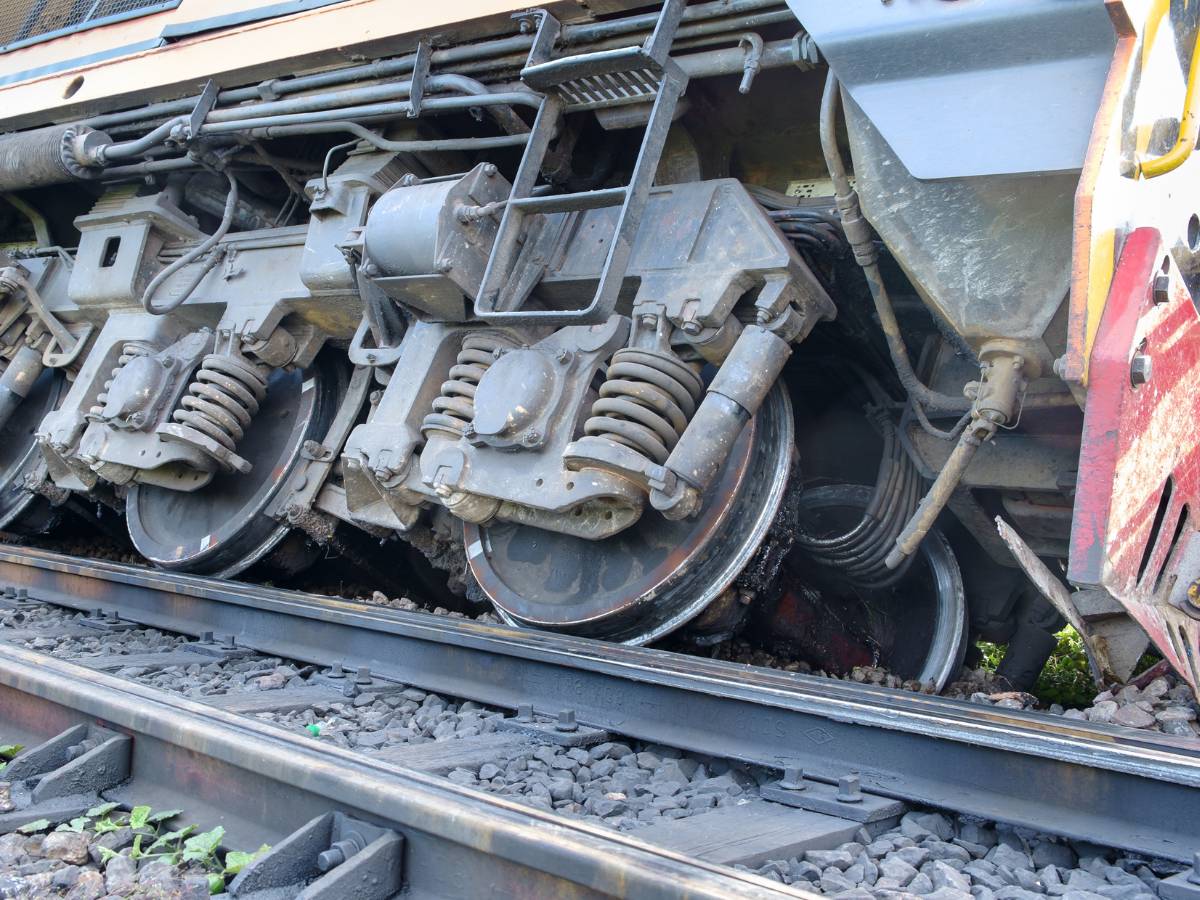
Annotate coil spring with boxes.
[584,348,704,464]
[421,334,512,438]
[172,352,268,453]
[89,341,156,418]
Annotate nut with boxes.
[1130,353,1152,387]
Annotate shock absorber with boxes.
[583,347,704,465]
[421,334,514,439]
[165,350,268,474]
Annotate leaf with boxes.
[16,819,50,834]
[131,834,145,860]
[182,826,225,863]
[207,873,225,895]
[54,817,88,833]
[147,808,184,824]
[86,802,119,818]
[92,817,121,835]
[0,745,20,760]
[147,825,195,853]
[128,805,152,830]
[223,843,269,875]
[97,846,119,865]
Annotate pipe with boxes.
[141,170,239,315]
[818,71,971,417]
[885,351,1028,569]
[81,0,789,131]
[247,123,529,154]
[198,92,539,136]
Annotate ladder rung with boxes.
[522,46,660,92]
[509,187,628,214]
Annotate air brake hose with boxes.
[885,352,1028,570]
[817,71,970,417]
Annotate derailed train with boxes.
[0,0,1195,695]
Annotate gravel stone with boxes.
[41,833,89,865]
[103,854,136,895]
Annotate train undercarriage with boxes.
[0,0,1196,696]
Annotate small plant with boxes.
[977,627,1096,708]
[0,743,22,774]
[16,800,269,895]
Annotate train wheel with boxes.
[0,368,66,534]
[756,483,968,690]
[126,356,342,577]
[465,386,794,644]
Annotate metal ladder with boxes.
[474,0,689,324]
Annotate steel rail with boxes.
[0,547,1198,863]
[0,641,798,899]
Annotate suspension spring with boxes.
[172,352,268,454]
[584,348,704,464]
[88,341,156,418]
[421,334,512,439]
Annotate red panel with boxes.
[1069,227,1200,692]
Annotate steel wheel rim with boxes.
[467,386,794,644]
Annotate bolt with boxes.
[14,589,27,601]
[365,353,377,365]
[521,429,541,446]
[220,634,237,650]
[1130,353,1152,387]
[756,309,772,325]
[1188,579,1200,610]
[555,709,578,733]
[105,610,119,623]
[779,766,806,791]
[554,348,571,365]
[680,320,701,336]
[90,608,103,619]
[516,703,534,722]
[316,847,345,872]
[1189,850,1200,884]
[328,661,346,679]
[160,356,174,369]
[303,440,324,457]
[1153,273,1171,305]
[372,467,392,482]
[200,630,214,644]
[483,163,498,177]
[354,666,372,686]
[639,314,657,328]
[1,587,12,598]
[837,774,863,803]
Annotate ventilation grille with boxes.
[0,0,168,51]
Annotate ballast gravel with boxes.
[746,810,1187,900]
[0,605,1193,897]
[0,826,210,899]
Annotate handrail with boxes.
[1137,26,1200,178]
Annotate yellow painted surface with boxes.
[1068,0,1200,387]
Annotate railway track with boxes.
[0,546,1198,899]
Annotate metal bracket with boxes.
[228,811,403,899]
[407,41,433,119]
[0,724,131,833]
[185,80,220,142]
[496,705,609,747]
[760,769,906,826]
